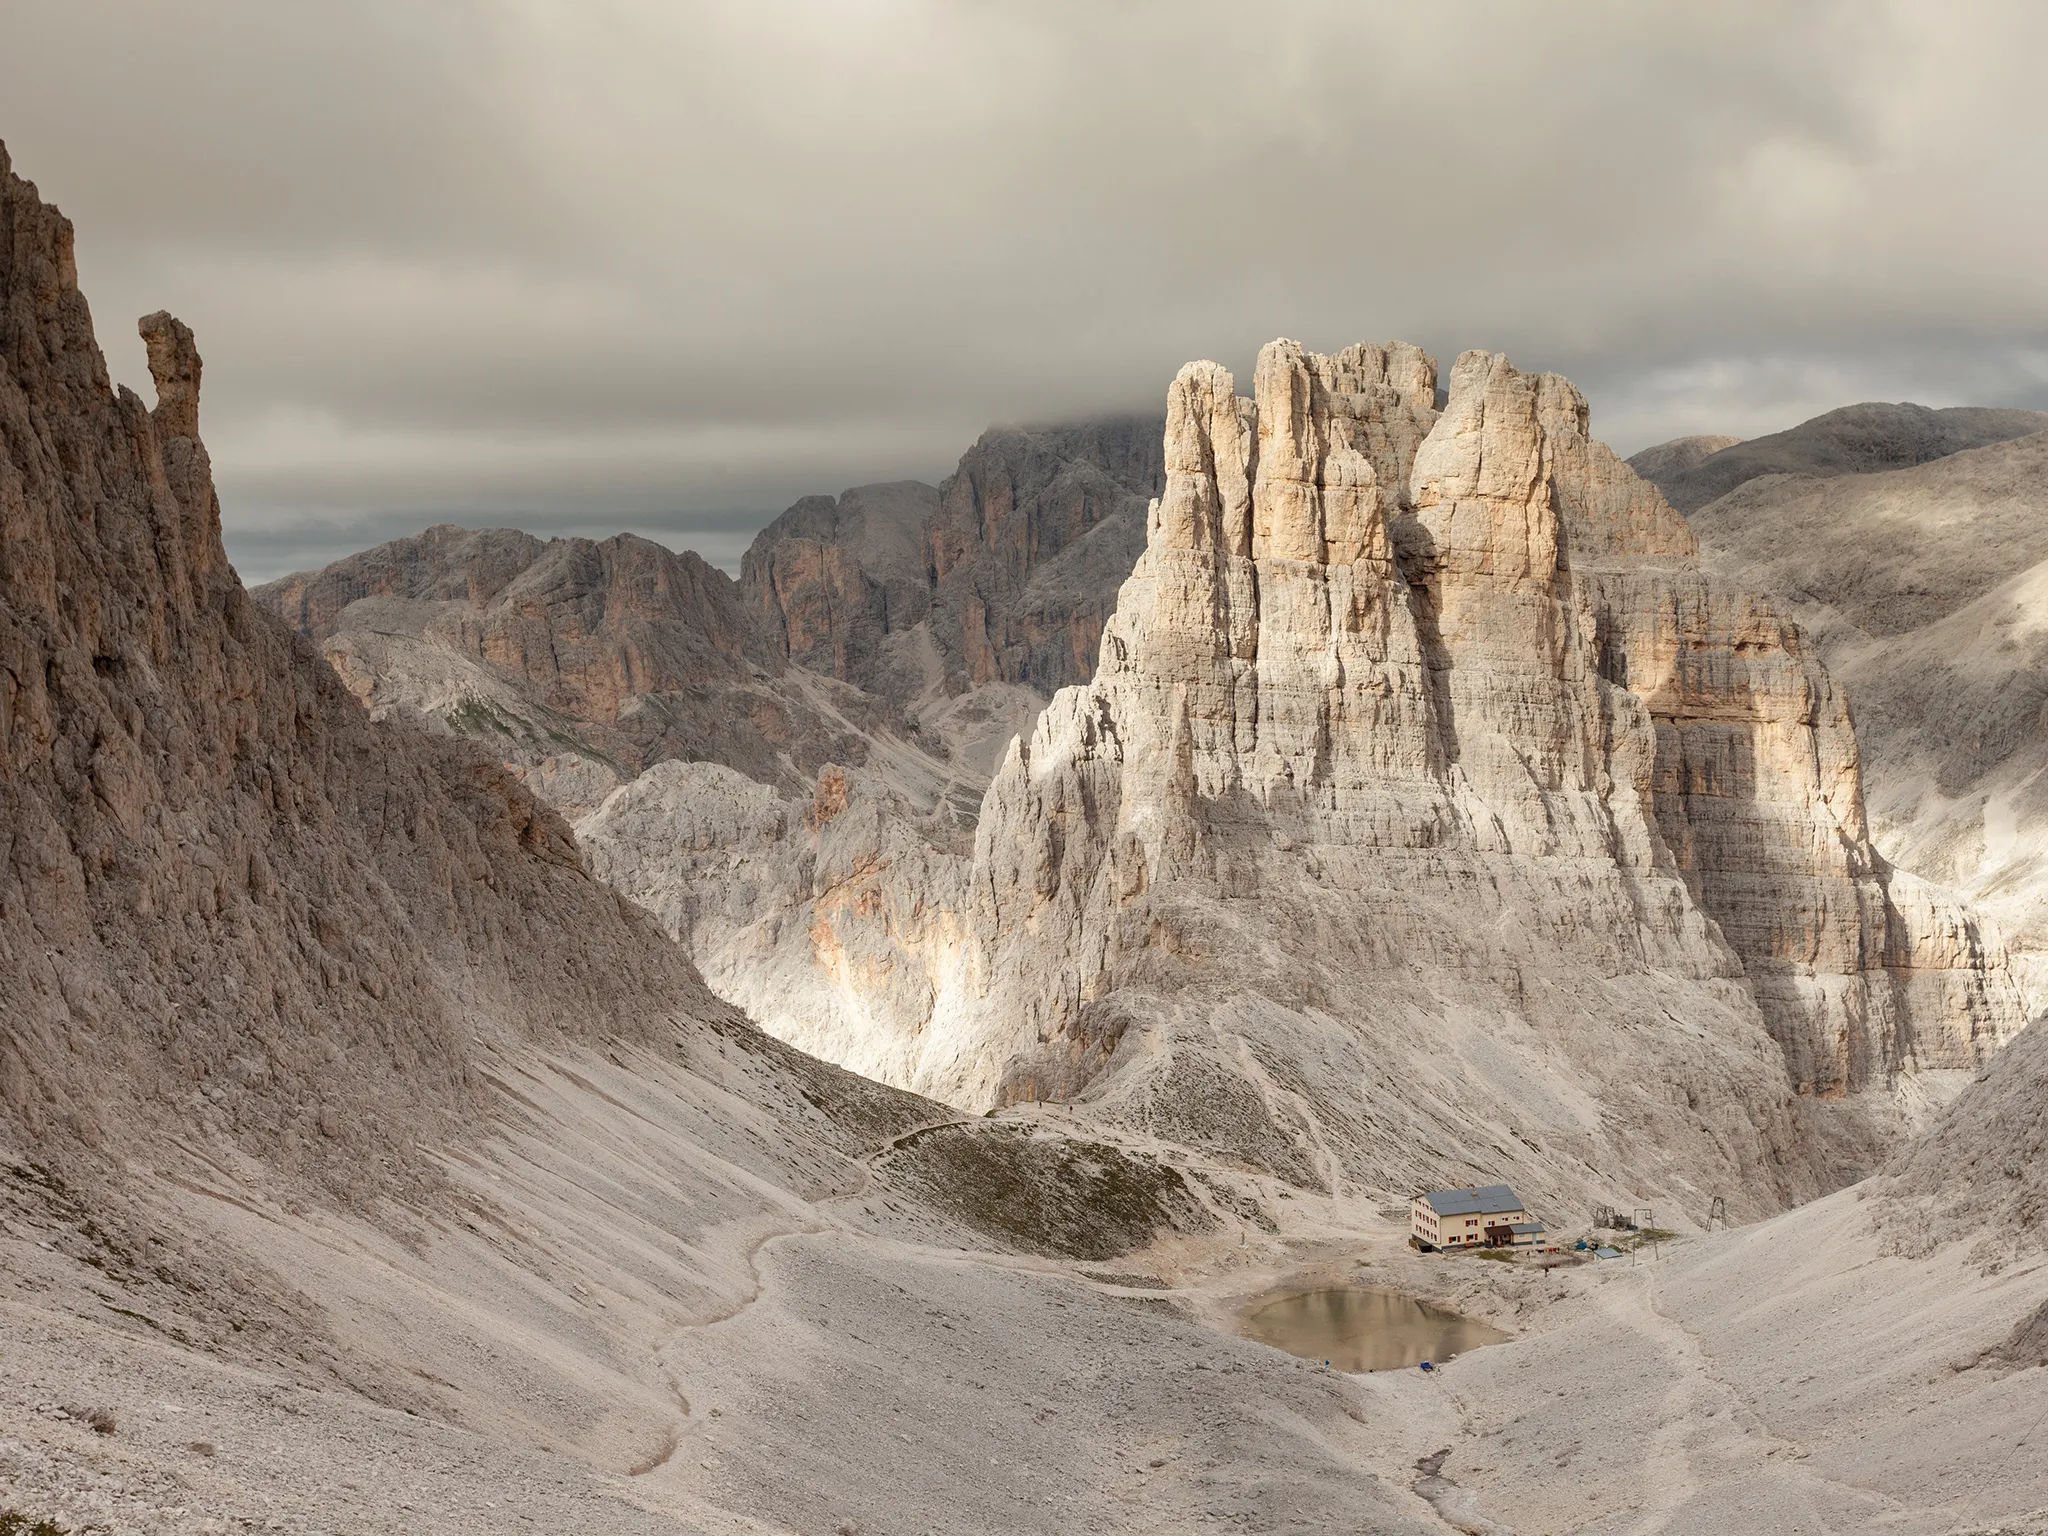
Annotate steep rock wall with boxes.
[934,341,2022,1207]
[0,143,734,1191]
[739,481,940,704]
[1642,426,2048,1013]
[740,418,1164,713]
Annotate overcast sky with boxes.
[4,1,2045,580]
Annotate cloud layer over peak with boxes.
[5,0,2044,578]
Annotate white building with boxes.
[1411,1185,1544,1250]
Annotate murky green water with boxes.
[1241,1285,1508,1372]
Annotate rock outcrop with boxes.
[740,479,941,705]
[924,342,2022,1205]
[254,525,914,816]
[923,417,1165,696]
[1636,421,2048,1012]
[741,417,1164,713]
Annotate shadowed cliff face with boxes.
[740,418,1165,710]
[0,142,752,1191]
[738,480,941,702]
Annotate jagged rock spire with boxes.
[945,336,2023,1207]
[139,309,202,440]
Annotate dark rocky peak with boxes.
[739,480,940,694]
[258,525,552,638]
[741,415,1166,708]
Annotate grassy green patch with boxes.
[446,693,521,739]
[880,1124,1215,1261]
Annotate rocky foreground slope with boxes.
[1632,413,2048,1008]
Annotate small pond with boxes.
[1241,1285,1508,1372]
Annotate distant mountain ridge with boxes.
[255,417,1168,821]
[1622,432,1742,484]
[253,523,908,815]
[1635,401,2048,513]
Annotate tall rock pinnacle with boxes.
[929,339,2025,1209]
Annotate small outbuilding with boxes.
[1411,1184,1539,1250]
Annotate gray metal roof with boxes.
[1508,1221,1546,1233]
[1417,1184,1525,1216]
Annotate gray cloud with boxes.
[4,0,2044,580]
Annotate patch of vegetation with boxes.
[446,693,522,739]
[1474,1248,1518,1263]
[0,1510,72,1536]
[878,1123,1215,1261]
[729,1029,937,1151]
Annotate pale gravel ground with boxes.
[0,1049,1444,1535]
[6,1052,2046,1535]
[1378,1191,2048,1534]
